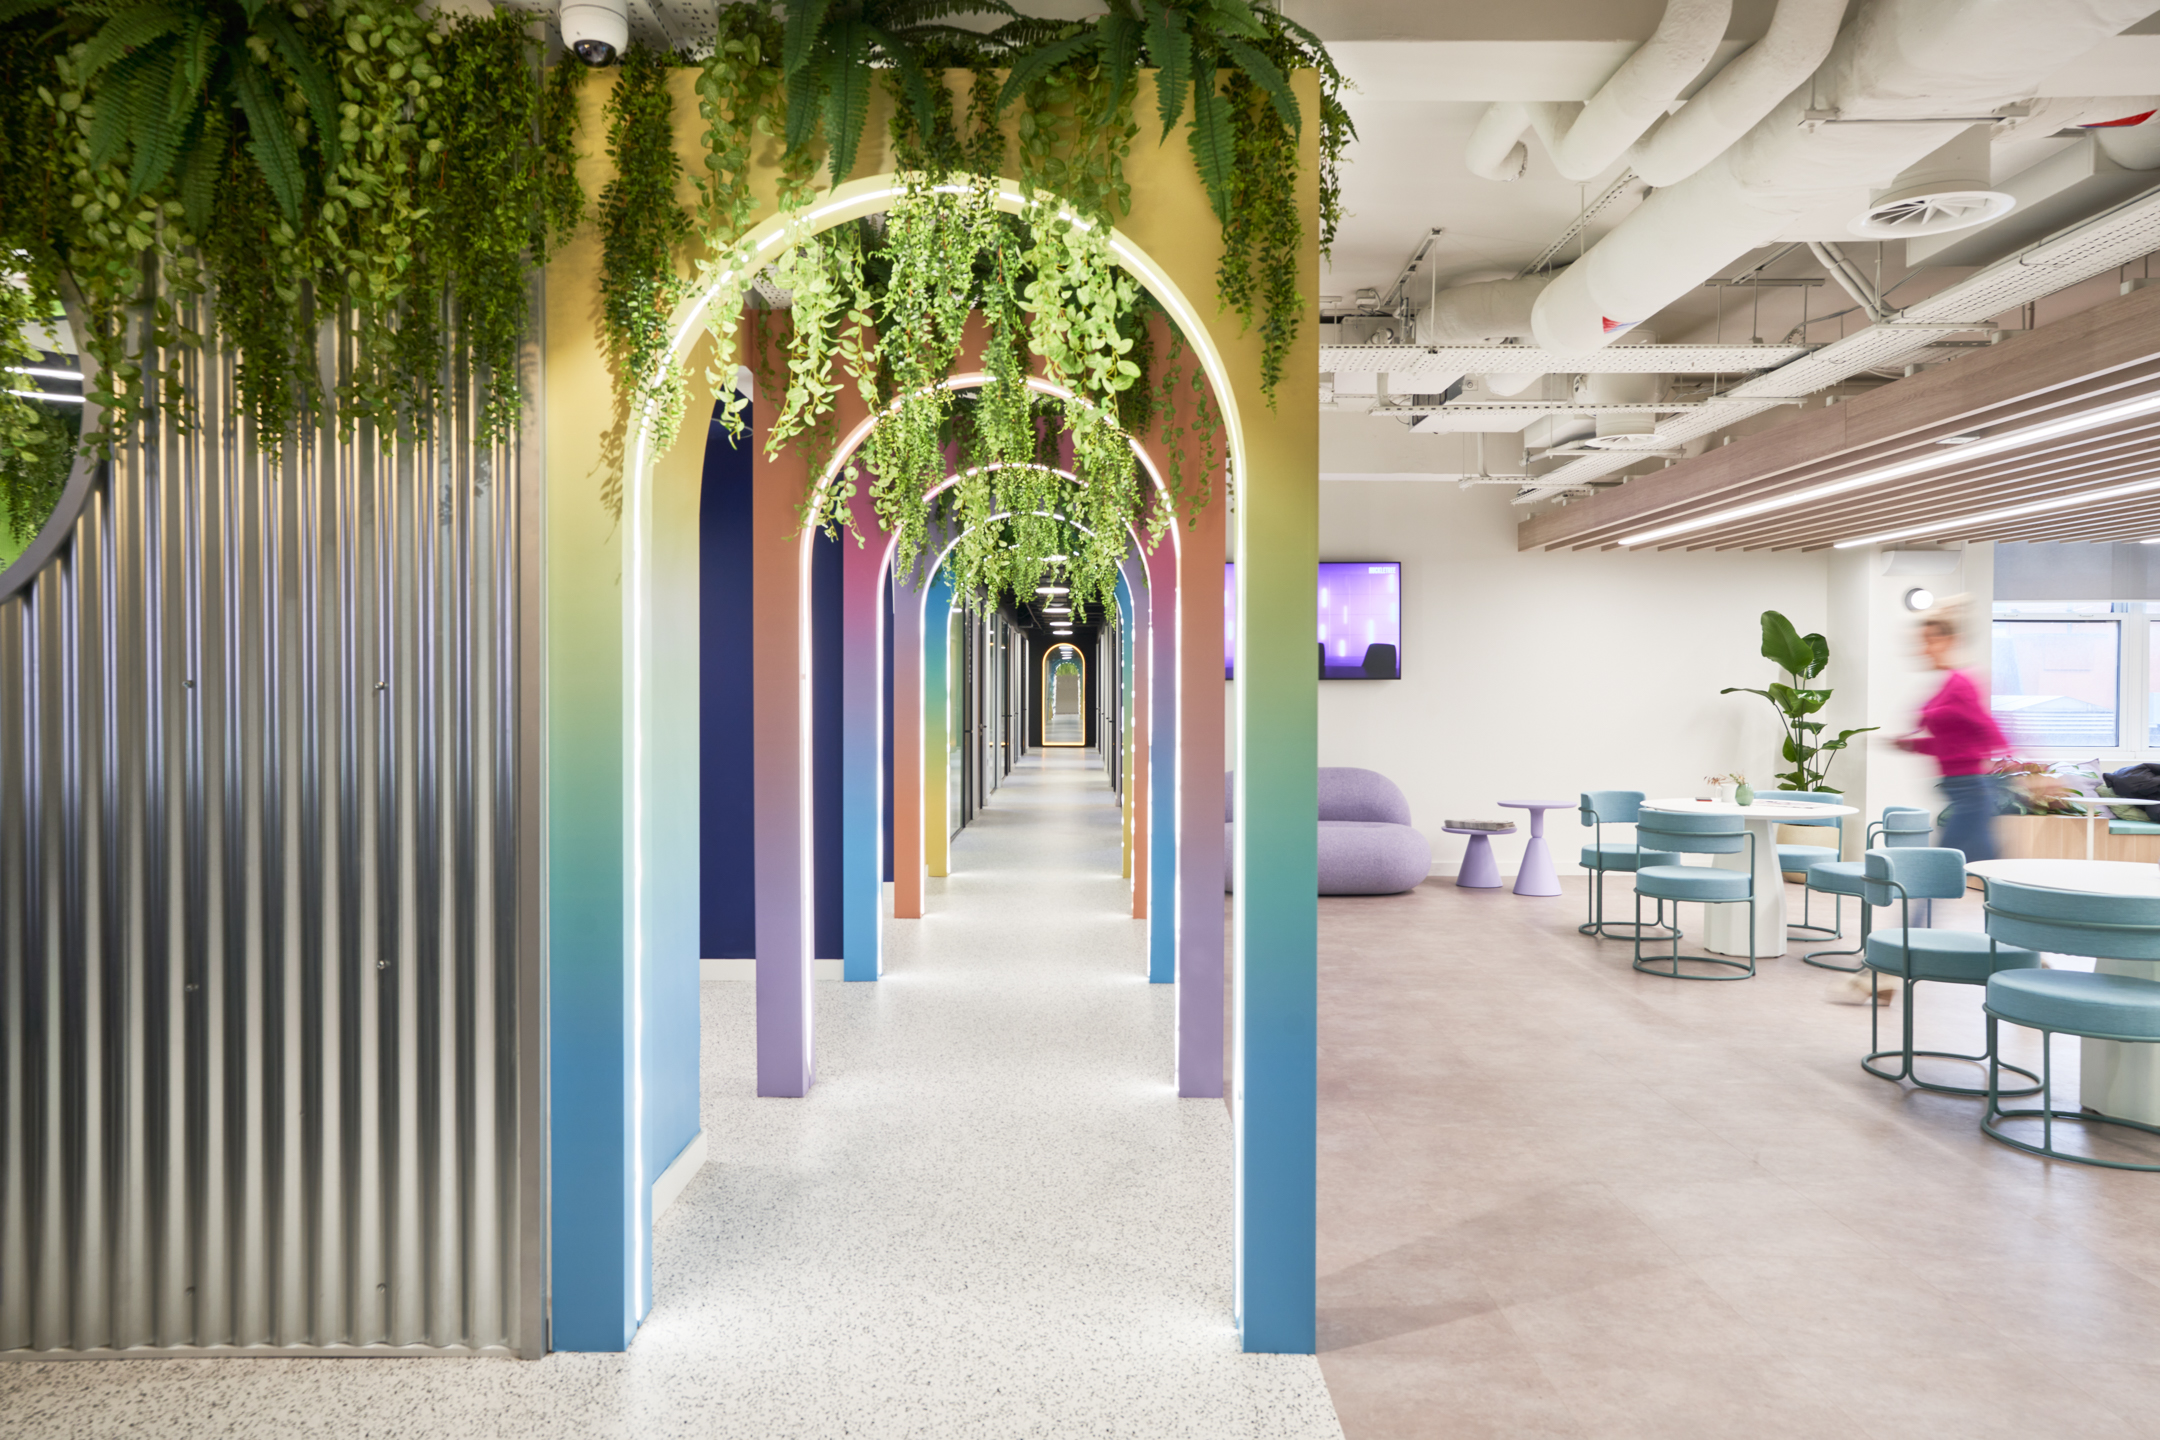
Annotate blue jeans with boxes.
[1936,773,2005,863]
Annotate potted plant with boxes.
[1722,611,1877,793]
[1730,772,1754,806]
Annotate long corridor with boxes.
[656,745,1341,1436]
[0,748,1341,1439]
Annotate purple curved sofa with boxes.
[1224,767,1433,895]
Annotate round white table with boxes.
[1642,798,1857,959]
[1967,858,2160,1125]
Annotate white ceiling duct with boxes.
[1627,0,1853,188]
[1465,0,1731,182]
[2093,108,2160,170]
[1413,274,1556,398]
[1518,179,2160,503]
[1414,275,1552,344]
[1848,125,2015,236]
[1528,0,2160,354]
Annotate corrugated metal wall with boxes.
[0,301,544,1357]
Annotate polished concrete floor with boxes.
[1313,875,2160,1440]
[0,747,1338,1439]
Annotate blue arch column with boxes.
[841,493,888,980]
[1146,532,1178,985]
[922,567,956,875]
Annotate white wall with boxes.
[1316,480,1837,875]
[1825,542,1994,845]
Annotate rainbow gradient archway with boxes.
[539,71,1317,1357]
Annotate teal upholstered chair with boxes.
[1630,809,1757,980]
[1982,879,2160,1170]
[1578,790,1676,939]
[1860,848,2042,1096]
[1803,806,1934,972]
[1771,790,1847,940]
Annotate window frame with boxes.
[1989,601,2153,763]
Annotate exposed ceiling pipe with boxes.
[1626,0,1853,187]
[1528,0,2160,354]
[1806,240,1895,321]
[1514,179,2160,503]
[1465,0,1731,182]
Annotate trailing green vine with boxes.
[597,47,693,506]
[3,0,1343,577]
[0,1,578,555]
[404,14,584,444]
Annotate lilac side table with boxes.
[1443,826,1506,889]
[1500,801,1573,897]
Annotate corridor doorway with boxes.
[1042,643,1086,747]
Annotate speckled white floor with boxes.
[1,748,1341,1440]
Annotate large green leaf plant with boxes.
[1721,610,1878,793]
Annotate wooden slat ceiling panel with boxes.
[1518,283,2160,554]
[1548,362,2160,549]
[1678,416,2160,550]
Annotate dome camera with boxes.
[560,0,627,66]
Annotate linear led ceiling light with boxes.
[1833,475,2160,548]
[1619,390,2160,547]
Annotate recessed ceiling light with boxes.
[1621,390,2160,547]
[1036,585,1068,594]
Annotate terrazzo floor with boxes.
[0,746,1342,1440]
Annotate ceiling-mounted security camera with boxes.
[560,0,628,66]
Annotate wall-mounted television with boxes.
[1223,561,1402,680]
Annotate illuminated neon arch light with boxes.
[621,177,1231,1289]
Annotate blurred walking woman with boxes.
[1895,606,2010,862]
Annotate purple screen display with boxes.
[1224,561,1402,681]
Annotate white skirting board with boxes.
[700,958,845,982]
[652,1130,707,1225]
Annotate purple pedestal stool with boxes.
[1500,801,1573,897]
[1444,826,1505,888]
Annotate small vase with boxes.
[1735,783,1755,806]
[1714,781,1734,804]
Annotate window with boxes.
[1990,601,2160,757]
[1991,619,2120,749]
[2150,620,2160,747]
[1987,621,2125,751]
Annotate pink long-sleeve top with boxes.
[1907,670,2008,777]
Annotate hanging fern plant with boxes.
[0,0,579,532]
